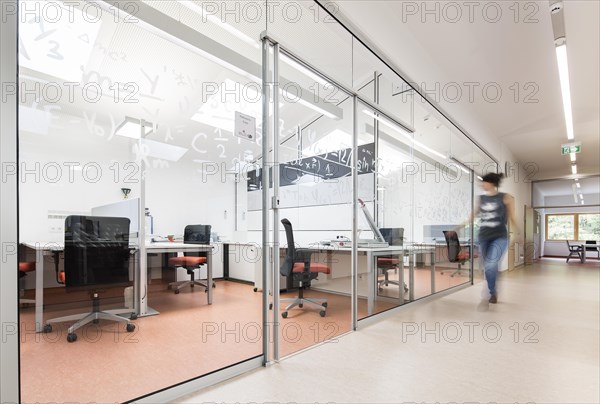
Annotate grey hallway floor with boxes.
[176,258,600,404]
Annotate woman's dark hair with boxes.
[481,173,504,187]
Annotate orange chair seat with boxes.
[377,258,400,265]
[168,256,207,266]
[19,262,36,273]
[292,262,330,274]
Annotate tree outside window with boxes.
[546,213,600,241]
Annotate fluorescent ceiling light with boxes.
[363,109,447,160]
[556,44,574,140]
[178,0,258,48]
[18,0,101,82]
[280,53,331,87]
[576,182,581,188]
[302,129,351,156]
[571,164,577,175]
[293,94,337,119]
[19,106,51,135]
[458,165,469,174]
[141,139,188,162]
[570,152,577,162]
[191,79,262,134]
[477,175,483,181]
[579,193,584,200]
[581,200,585,205]
[115,118,154,139]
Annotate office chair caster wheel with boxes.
[281,311,288,318]
[43,324,52,333]
[212,283,216,288]
[299,303,303,308]
[319,310,326,317]
[322,302,328,308]
[174,290,180,294]
[93,319,99,324]
[126,323,135,332]
[253,287,258,292]
[269,303,273,310]
[130,314,138,320]
[67,333,77,343]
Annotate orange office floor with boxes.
[19,268,469,404]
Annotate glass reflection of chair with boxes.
[168,224,214,295]
[43,216,136,343]
[377,228,408,295]
[279,218,330,318]
[442,230,471,277]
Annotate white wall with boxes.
[19,111,140,243]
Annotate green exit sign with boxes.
[561,143,581,155]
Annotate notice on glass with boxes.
[234,111,256,141]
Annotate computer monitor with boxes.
[379,228,404,246]
[64,215,131,288]
[358,199,386,243]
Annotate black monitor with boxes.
[379,228,404,246]
[183,224,211,244]
[64,215,131,288]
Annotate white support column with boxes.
[0,1,20,402]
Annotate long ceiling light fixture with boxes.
[555,41,575,141]
[550,1,574,141]
[115,117,154,139]
[363,109,447,161]
[178,0,259,48]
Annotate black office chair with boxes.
[585,240,599,259]
[280,218,330,318]
[168,224,215,294]
[442,230,471,277]
[43,216,136,342]
[566,240,583,262]
[377,228,408,295]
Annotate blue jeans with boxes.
[478,237,508,296]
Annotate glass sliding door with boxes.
[18,1,266,402]
[270,43,355,357]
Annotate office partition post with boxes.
[470,169,475,284]
[261,37,271,365]
[137,120,148,316]
[351,96,358,330]
[272,42,281,362]
[373,71,380,226]
[0,3,19,401]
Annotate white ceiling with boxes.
[535,176,600,196]
[18,0,598,186]
[334,0,600,180]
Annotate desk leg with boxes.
[430,251,435,294]
[399,257,405,305]
[409,253,415,301]
[367,252,373,316]
[207,249,213,305]
[35,249,44,332]
[582,248,587,264]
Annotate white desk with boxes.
[573,243,588,263]
[22,241,213,332]
[264,244,436,316]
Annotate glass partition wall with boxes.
[15,1,497,402]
